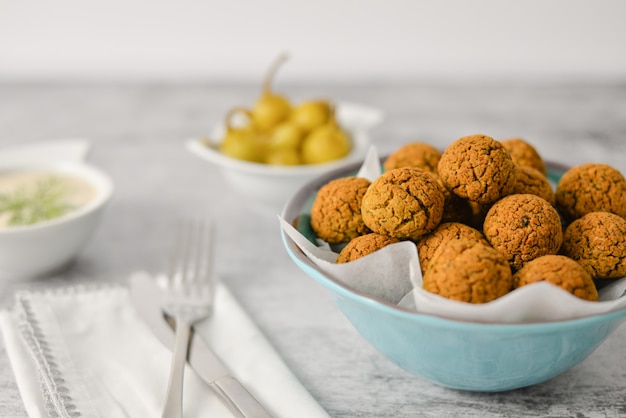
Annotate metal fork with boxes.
[160,220,214,418]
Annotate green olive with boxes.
[265,148,301,166]
[219,108,264,162]
[252,95,290,133]
[220,126,264,163]
[301,114,351,164]
[251,54,291,133]
[290,100,331,133]
[267,121,304,151]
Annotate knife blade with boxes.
[129,274,273,418]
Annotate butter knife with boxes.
[129,274,273,418]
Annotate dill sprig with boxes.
[0,177,76,226]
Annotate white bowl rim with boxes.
[0,160,114,235]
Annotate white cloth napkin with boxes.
[0,273,329,418]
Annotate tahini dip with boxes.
[0,170,98,229]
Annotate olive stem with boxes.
[262,53,289,95]
[225,107,253,130]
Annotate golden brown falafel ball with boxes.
[336,233,400,263]
[383,142,441,173]
[416,222,489,273]
[512,165,556,206]
[361,167,446,240]
[483,194,563,271]
[555,163,626,222]
[512,255,598,301]
[438,134,517,205]
[561,211,626,280]
[310,176,371,244]
[422,239,513,304]
[500,138,547,175]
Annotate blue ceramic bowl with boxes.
[280,159,626,392]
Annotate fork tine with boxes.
[168,219,214,296]
[167,222,183,286]
[191,220,204,285]
[168,220,192,286]
[193,220,215,297]
[180,221,193,286]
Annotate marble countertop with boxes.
[1,82,625,417]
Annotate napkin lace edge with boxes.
[14,283,127,418]
[15,282,126,299]
[17,297,76,418]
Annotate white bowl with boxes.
[186,102,383,213]
[0,160,113,279]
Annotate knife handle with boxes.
[210,375,273,418]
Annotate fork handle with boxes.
[210,375,273,418]
[161,319,191,418]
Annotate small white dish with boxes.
[0,141,113,279]
[186,102,383,213]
